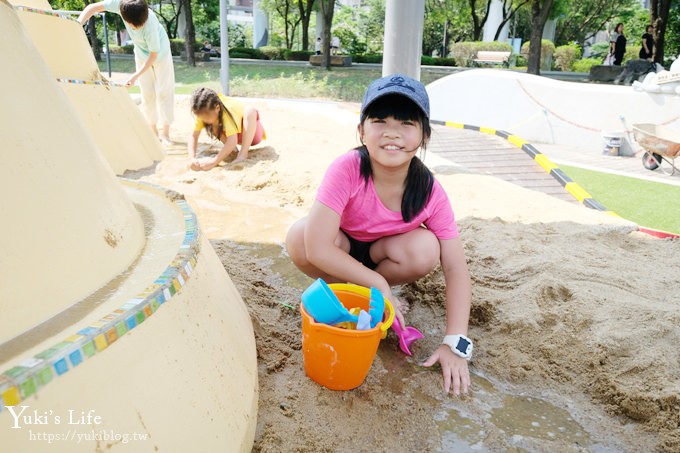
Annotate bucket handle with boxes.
[327,283,395,335]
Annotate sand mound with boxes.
[133,97,678,451]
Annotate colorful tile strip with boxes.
[0,181,200,410]
[57,78,125,88]
[13,5,78,21]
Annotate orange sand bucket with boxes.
[301,283,394,390]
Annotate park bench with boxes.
[473,51,511,67]
[309,54,352,67]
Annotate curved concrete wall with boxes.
[0,1,145,343]
[59,83,165,174]
[0,235,258,452]
[13,4,164,174]
[15,8,100,81]
[427,69,680,152]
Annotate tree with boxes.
[261,0,301,49]
[554,0,637,47]
[663,1,680,62]
[650,0,672,64]
[151,0,183,39]
[423,0,471,57]
[319,0,335,69]
[469,0,492,41]
[493,0,530,41]
[297,0,316,51]
[527,0,553,75]
[361,0,386,53]
[182,0,196,65]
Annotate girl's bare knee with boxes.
[285,219,308,265]
[407,231,440,275]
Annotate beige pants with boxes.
[135,53,175,126]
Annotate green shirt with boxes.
[103,0,171,59]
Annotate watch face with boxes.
[456,337,471,355]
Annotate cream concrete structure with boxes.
[1,2,145,343]
[11,0,163,174]
[1,1,257,450]
[427,69,680,153]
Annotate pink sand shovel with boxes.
[391,316,424,356]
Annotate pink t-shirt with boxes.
[316,150,459,242]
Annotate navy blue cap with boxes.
[361,73,430,119]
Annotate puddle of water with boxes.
[490,394,589,444]
[436,408,487,451]
[432,372,595,452]
[231,241,312,291]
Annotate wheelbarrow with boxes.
[632,123,680,175]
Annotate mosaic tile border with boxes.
[57,78,125,88]
[14,5,77,21]
[0,180,200,411]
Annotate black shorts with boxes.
[343,231,378,270]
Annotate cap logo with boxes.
[377,76,415,93]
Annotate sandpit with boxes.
[128,96,679,452]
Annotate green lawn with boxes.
[559,164,680,234]
[97,59,445,102]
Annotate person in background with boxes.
[640,25,654,61]
[315,37,322,55]
[331,36,340,55]
[78,0,175,146]
[612,23,627,66]
[187,87,266,170]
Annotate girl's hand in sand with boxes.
[422,345,470,396]
[189,159,216,171]
[198,160,217,171]
[189,159,202,171]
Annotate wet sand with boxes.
[129,96,680,452]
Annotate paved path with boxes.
[429,126,577,203]
[535,143,680,186]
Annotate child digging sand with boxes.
[286,74,472,395]
[78,0,175,146]
[188,88,266,171]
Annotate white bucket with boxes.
[601,130,625,156]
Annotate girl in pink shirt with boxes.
[286,75,472,395]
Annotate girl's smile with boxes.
[360,116,424,167]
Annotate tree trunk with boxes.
[183,0,196,66]
[319,0,334,69]
[527,0,553,75]
[493,0,529,41]
[298,0,315,51]
[469,0,491,41]
[650,0,671,65]
[86,16,101,61]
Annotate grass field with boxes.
[559,164,680,234]
[97,59,446,102]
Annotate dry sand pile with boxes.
[130,97,680,452]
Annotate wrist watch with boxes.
[442,334,473,360]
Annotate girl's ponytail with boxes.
[402,156,434,222]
